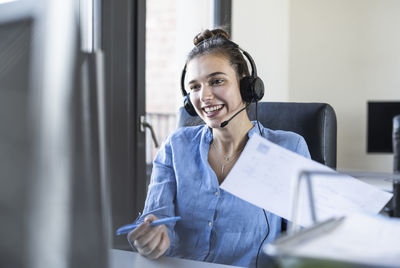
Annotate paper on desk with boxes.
[291,213,400,266]
[220,134,392,227]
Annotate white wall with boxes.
[232,0,290,101]
[289,0,400,172]
[232,0,400,172]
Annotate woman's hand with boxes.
[127,214,170,259]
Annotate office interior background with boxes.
[1,0,400,267]
[147,0,400,173]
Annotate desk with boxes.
[110,249,237,268]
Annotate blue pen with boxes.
[116,216,181,236]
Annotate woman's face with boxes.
[186,53,245,129]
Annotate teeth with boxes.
[204,105,223,113]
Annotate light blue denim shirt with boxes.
[134,122,310,267]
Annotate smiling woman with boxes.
[126,28,311,267]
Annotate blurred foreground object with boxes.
[392,115,400,217]
[0,0,110,267]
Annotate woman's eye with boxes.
[211,79,224,86]
[189,84,200,91]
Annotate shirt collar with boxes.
[248,121,263,139]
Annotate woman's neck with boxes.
[211,113,254,156]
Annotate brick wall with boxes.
[146,0,178,114]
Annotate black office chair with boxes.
[176,102,337,169]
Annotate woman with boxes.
[128,29,310,267]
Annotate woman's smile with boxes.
[202,104,225,117]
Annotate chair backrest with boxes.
[176,102,337,169]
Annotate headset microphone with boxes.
[220,103,250,128]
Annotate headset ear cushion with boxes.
[240,76,254,103]
[183,94,197,116]
[240,76,265,103]
[252,77,264,102]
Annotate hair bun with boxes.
[193,29,230,46]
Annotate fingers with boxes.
[136,225,163,258]
[144,214,158,223]
[128,215,157,241]
[147,230,170,259]
[127,215,170,259]
[128,221,148,241]
[134,225,161,253]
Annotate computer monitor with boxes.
[0,2,35,267]
[0,1,109,267]
[367,101,400,153]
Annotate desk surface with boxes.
[110,249,237,268]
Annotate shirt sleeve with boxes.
[130,135,179,256]
[295,135,311,159]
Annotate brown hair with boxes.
[187,29,250,80]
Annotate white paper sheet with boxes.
[220,134,393,227]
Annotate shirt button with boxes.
[208,221,212,227]
[214,191,219,196]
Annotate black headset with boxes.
[180,40,265,116]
